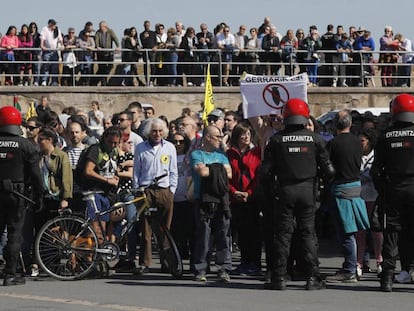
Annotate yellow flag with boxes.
[26,101,37,121]
[202,63,214,126]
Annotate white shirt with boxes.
[40,26,62,49]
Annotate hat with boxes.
[68,27,75,33]
[48,19,57,25]
[208,109,225,119]
[357,26,365,33]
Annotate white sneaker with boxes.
[31,264,39,277]
[41,81,47,86]
[332,81,337,87]
[377,263,383,276]
[33,82,39,86]
[395,270,411,284]
[356,265,363,278]
[187,82,193,87]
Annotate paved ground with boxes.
[0,238,413,311]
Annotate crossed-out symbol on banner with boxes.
[262,83,290,110]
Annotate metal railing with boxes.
[0,47,412,87]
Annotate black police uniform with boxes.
[371,122,414,282]
[263,125,334,287]
[0,132,43,283]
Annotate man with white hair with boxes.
[133,118,178,274]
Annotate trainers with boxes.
[377,263,383,276]
[395,270,411,284]
[306,277,326,290]
[218,270,230,282]
[356,265,363,278]
[325,270,358,283]
[30,264,39,277]
[41,81,47,86]
[195,271,207,282]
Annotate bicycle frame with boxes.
[81,190,151,259]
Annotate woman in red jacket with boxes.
[226,122,262,275]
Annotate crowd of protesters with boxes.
[1,91,414,292]
[0,17,413,87]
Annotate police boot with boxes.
[380,270,394,292]
[264,276,286,290]
[3,275,26,286]
[306,276,326,290]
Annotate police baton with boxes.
[2,179,36,205]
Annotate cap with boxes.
[68,27,75,33]
[208,109,225,119]
[357,26,366,32]
[48,19,57,25]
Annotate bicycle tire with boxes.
[35,215,99,281]
[151,220,183,278]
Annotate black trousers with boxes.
[0,185,26,276]
[382,183,414,273]
[272,180,320,279]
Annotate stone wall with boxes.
[0,87,409,120]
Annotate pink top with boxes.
[1,35,20,54]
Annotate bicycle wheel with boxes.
[151,219,183,278]
[35,216,98,280]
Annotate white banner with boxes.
[240,73,308,118]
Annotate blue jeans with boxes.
[307,59,319,84]
[332,204,357,274]
[41,51,59,84]
[167,52,178,85]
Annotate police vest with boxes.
[382,125,414,178]
[274,129,319,183]
[0,136,28,183]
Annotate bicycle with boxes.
[34,174,183,281]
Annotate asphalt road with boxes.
[0,240,413,311]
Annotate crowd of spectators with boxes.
[0,17,413,87]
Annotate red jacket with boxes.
[226,145,261,201]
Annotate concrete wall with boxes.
[0,86,409,120]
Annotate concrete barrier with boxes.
[0,86,407,120]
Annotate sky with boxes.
[2,0,414,46]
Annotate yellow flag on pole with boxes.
[202,63,215,126]
[26,101,37,121]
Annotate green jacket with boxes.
[43,146,73,200]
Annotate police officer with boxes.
[0,106,44,286]
[371,93,414,292]
[262,98,334,290]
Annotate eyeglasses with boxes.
[298,32,304,34]
[212,135,224,139]
[26,125,38,131]
[224,30,230,33]
[118,118,129,122]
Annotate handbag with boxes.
[63,51,78,68]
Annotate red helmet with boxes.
[391,93,414,122]
[0,106,23,136]
[282,98,310,125]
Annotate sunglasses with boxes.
[26,125,39,131]
[118,118,129,122]
[174,139,185,145]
